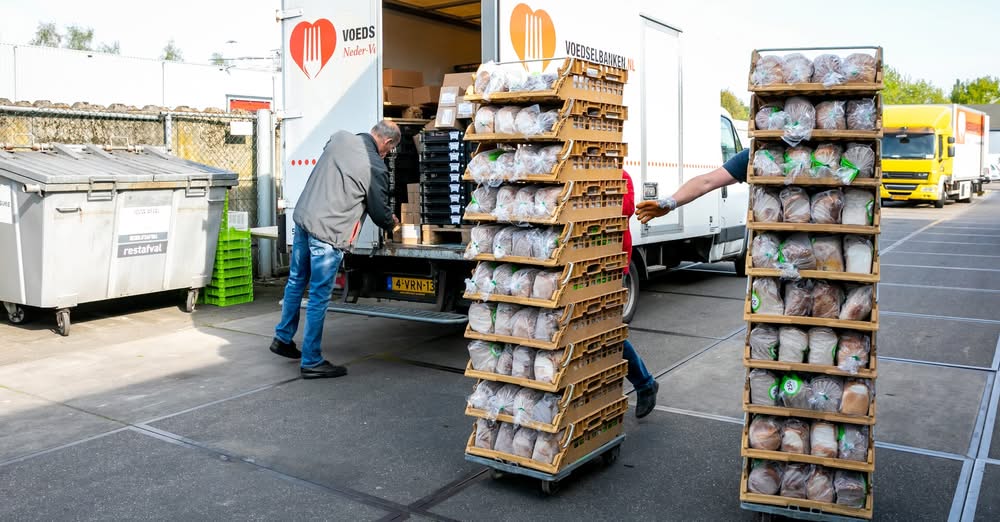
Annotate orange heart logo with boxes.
[510,3,556,71]
[289,19,337,79]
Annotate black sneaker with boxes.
[269,338,301,359]
[301,361,348,380]
[635,380,659,419]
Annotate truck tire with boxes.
[934,192,945,208]
[622,260,640,324]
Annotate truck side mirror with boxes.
[948,145,956,158]
[948,136,956,144]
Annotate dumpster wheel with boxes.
[55,309,71,337]
[4,303,30,324]
[185,288,199,313]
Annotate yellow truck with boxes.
[881,104,990,207]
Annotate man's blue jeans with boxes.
[624,339,655,393]
[274,224,344,368]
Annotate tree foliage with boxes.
[883,65,948,104]
[161,39,183,62]
[210,52,226,66]
[64,25,94,51]
[30,22,119,54]
[97,41,121,55]
[29,22,61,47]
[721,89,749,120]
[950,76,1000,105]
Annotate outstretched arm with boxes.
[636,149,748,224]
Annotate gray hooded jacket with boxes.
[293,131,394,249]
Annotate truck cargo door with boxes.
[280,0,382,247]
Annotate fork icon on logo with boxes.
[303,25,323,79]
[523,12,544,63]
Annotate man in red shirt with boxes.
[621,170,658,418]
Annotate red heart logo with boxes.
[289,19,337,79]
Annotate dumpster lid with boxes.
[0,145,238,189]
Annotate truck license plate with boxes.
[890,195,908,201]
[387,277,435,295]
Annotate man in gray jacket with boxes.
[269,120,400,379]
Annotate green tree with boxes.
[721,89,749,120]
[64,25,94,51]
[161,39,183,61]
[29,21,61,47]
[950,76,1000,104]
[210,52,226,66]
[97,41,121,55]
[883,65,947,104]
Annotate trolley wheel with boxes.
[6,304,29,325]
[540,479,560,496]
[185,289,199,313]
[602,445,621,466]
[56,309,71,337]
[490,470,505,480]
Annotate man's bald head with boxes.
[371,120,401,158]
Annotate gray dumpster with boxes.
[0,144,238,335]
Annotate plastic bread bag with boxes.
[467,185,499,214]
[847,98,877,130]
[840,143,876,182]
[834,470,868,508]
[812,235,845,272]
[752,186,783,223]
[504,66,528,92]
[488,383,520,419]
[843,235,874,275]
[781,463,810,499]
[810,189,845,225]
[511,227,536,257]
[810,421,838,458]
[751,232,781,269]
[842,53,877,83]
[474,61,498,95]
[782,145,813,181]
[777,326,808,363]
[514,145,546,178]
[468,340,503,373]
[541,110,559,133]
[780,186,811,223]
[811,280,844,319]
[510,307,539,339]
[839,285,873,321]
[781,96,816,146]
[811,143,844,178]
[777,233,817,275]
[493,186,519,222]
[468,262,496,298]
[511,345,537,380]
[748,415,783,450]
[809,375,844,412]
[523,72,550,92]
[468,302,496,334]
[511,427,539,458]
[747,460,784,495]
[755,102,788,130]
[494,151,518,183]
[751,55,784,86]
[511,387,542,425]
[527,392,559,425]
[807,327,838,366]
[812,54,845,86]
[838,424,869,462]
[467,380,503,410]
[496,345,514,375]
[533,349,565,384]
[482,65,514,98]
[781,418,811,454]
[466,225,502,259]
[749,324,779,361]
[493,303,521,336]
[806,466,836,502]
[842,189,875,226]
[533,186,564,218]
[531,429,562,464]
[468,149,509,187]
[492,264,518,296]
[815,101,846,130]
[514,186,540,220]
[533,227,561,260]
[495,106,520,134]
[474,106,498,134]
[492,226,518,259]
[837,331,871,374]
[534,308,562,341]
[840,379,872,416]
[751,277,784,315]
[749,368,779,406]
[782,53,813,84]
[531,270,562,300]
[779,373,813,410]
[509,268,540,298]
[514,104,543,136]
[783,279,813,317]
[753,147,786,177]
[493,422,517,454]
[539,145,563,173]
[474,418,500,450]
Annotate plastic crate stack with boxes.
[459,57,633,479]
[419,129,472,225]
[202,204,254,307]
[738,47,884,520]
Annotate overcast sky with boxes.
[1,0,997,102]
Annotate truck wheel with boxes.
[934,193,945,208]
[622,260,640,324]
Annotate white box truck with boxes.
[277,0,747,322]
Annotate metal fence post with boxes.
[256,109,275,278]
[163,113,173,150]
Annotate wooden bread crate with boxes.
[464,178,627,225]
[743,327,878,379]
[464,141,627,183]
[745,229,881,285]
[464,57,628,105]
[747,46,883,96]
[465,361,627,433]
[464,112,625,144]
[749,93,883,140]
[739,459,874,519]
[471,216,627,267]
[740,415,876,473]
[747,209,880,235]
[465,397,628,475]
[464,253,627,308]
[744,135,883,187]
[742,379,876,426]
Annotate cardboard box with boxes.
[383,69,423,88]
[412,85,441,106]
[406,183,421,197]
[442,72,474,91]
[384,86,413,106]
[438,86,461,106]
[434,106,458,129]
[456,95,476,118]
[401,224,421,245]
[400,203,421,224]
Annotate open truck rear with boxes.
[277,0,746,323]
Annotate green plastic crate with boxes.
[218,227,251,243]
[201,292,254,307]
[211,264,252,279]
[217,240,251,253]
[216,247,251,262]
[213,256,252,271]
[204,283,253,299]
[209,274,252,288]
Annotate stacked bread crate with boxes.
[739,48,883,519]
[458,57,631,492]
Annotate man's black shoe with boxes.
[301,361,348,380]
[269,338,301,359]
[635,380,659,419]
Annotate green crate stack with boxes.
[201,194,254,306]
